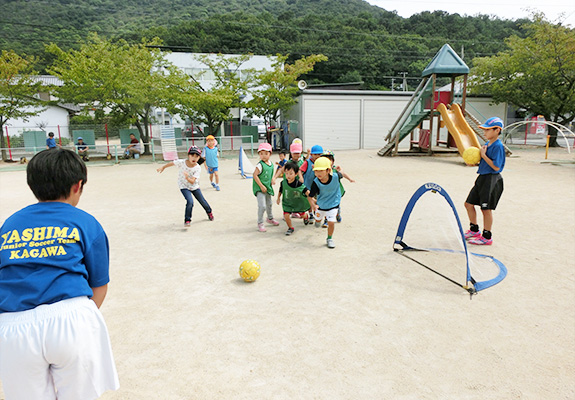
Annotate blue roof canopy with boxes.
[421,44,469,77]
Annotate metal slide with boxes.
[436,103,482,156]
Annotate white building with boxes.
[159,52,276,127]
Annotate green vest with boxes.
[333,166,346,196]
[281,179,310,213]
[253,160,274,196]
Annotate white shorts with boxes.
[314,208,338,223]
[0,297,119,400]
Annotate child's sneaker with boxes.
[467,235,492,245]
[215,185,220,191]
[211,182,217,188]
[285,227,295,236]
[208,212,214,221]
[258,223,267,232]
[303,213,310,225]
[326,238,335,248]
[184,221,191,227]
[336,212,342,223]
[322,218,328,228]
[267,218,280,226]
[464,230,481,240]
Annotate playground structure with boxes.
[378,44,510,159]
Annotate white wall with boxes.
[5,105,70,138]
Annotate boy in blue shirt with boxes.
[464,117,506,245]
[45,131,58,149]
[0,149,119,399]
[308,156,342,249]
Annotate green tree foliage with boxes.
[0,50,46,161]
[245,54,327,128]
[469,14,575,144]
[170,54,254,135]
[47,34,190,152]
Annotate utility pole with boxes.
[400,72,408,91]
[391,78,395,92]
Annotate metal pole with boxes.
[5,126,13,161]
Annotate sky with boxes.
[364,0,575,26]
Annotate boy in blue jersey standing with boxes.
[308,156,342,249]
[0,149,119,399]
[464,117,506,245]
[203,134,220,191]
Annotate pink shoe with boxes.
[468,235,492,245]
[267,218,280,226]
[258,223,267,232]
[464,230,481,240]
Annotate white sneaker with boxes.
[326,238,335,248]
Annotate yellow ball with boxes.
[239,259,260,282]
[462,146,481,165]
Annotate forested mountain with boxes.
[1,0,529,89]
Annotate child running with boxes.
[157,145,214,226]
[253,142,280,232]
[0,149,119,399]
[300,144,324,220]
[321,150,354,224]
[276,161,311,235]
[203,135,220,191]
[308,156,343,249]
[464,117,506,245]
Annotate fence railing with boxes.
[0,134,258,164]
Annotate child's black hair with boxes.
[284,160,299,173]
[48,132,54,137]
[27,149,87,201]
[279,150,287,156]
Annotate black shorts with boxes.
[466,174,504,210]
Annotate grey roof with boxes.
[421,44,469,77]
[31,75,64,86]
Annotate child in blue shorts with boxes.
[203,134,220,191]
[464,117,506,245]
[0,149,119,399]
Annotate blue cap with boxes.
[310,145,324,154]
[77,137,83,140]
[479,117,504,129]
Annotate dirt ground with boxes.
[0,147,574,400]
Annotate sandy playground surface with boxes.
[0,147,574,400]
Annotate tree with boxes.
[245,54,327,133]
[469,14,575,145]
[0,50,45,161]
[47,34,189,153]
[170,53,254,135]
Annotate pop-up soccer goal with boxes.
[238,146,255,178]
[394,182,507,296]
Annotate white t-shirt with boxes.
[174,159,201,190]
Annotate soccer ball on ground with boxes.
[239,259,260,282]
[462,146,481,165]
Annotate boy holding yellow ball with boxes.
[464,117,506,245]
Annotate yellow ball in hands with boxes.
[239,259,260,282]
[462,146,481,165]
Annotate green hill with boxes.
[0,0,528,88]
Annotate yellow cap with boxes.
[313,157,332,171]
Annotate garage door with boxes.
[303,99,361,150]
[363,98,411,149]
